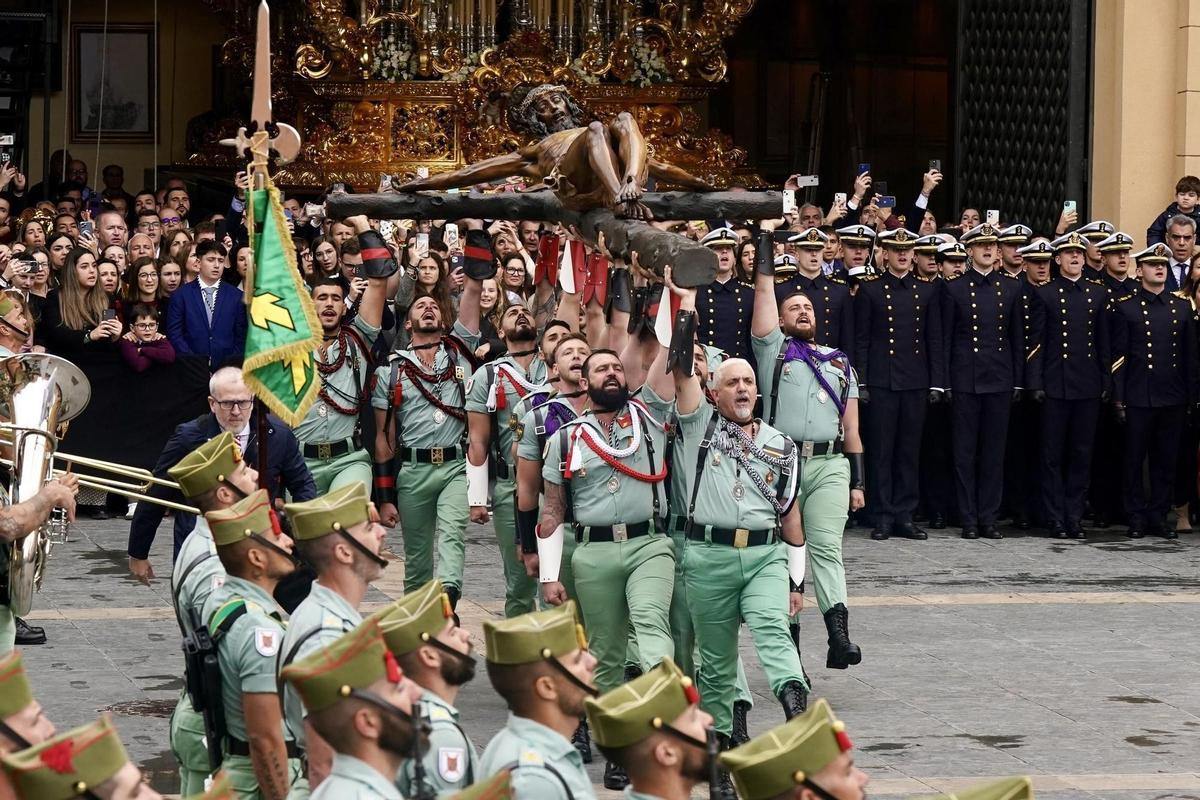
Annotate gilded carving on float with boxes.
[190,0,759,188]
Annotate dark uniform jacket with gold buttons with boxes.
[695,277,755,364]
[772,272,855,353]
[1025,276,1110,399]
[852,271,943,390]
[1109,289,1200,408]
[939,268,1025,393]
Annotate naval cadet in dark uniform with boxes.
[694,226,755,364]
[1090,231,1138,528]
[853,227,943,541]
[1110,243,1200,539]
[997,225,1038,528]
[939,223,1026,540]
[1026,232,1110,539]
[772,226,855,354]
[835,224,876,281]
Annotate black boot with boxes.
[789,623,813,690]
[824,603,862,669]
[731,700,751,746]
[14,617,45,645]
[571,718,593,763]
[711,733,737,800]
[778,680,808,719]
[603,759,630,790]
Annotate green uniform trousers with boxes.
[684,540,807,736]
[492,478,537,617]
[221,753,302,800]
[396,460,469,594]
[798,455,850,613]
[572,532,675,693]
[0,604,13,656]
[669,534,752,706]
[304,450,371,496]
[169,690,209,796]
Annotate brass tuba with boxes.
[0,354,90,617]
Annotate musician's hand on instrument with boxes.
[128,557,155,586]
[380,502,399,527]
[469,505,490,524]
[789,591,804,617]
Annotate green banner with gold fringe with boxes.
[241,175,320,427]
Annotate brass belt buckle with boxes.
[612,522,628,542]
[733,528,750,548]
[316,443,332,460]
[800,441,815,459]
[431,447,444,465]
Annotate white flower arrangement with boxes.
[568,58,602,84]
[371,32,415,81]
[629,41,669,87]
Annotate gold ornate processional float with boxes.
[188,0,760,190]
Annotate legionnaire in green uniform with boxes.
[585,656,715,800]
[281,619,427,800]
[204,489,302,800]
[298,215,393,496]
[467,302,550,618]
[372,267,483,606]
[536,348,675,789]
[642,272,809,790]
[0,715,163,800]
[477,602,598,800]
[720,699,868,800]
[278,483,389,796]
[752,238,866,673]
[373,579,478,797]
[167,432,260,796]
[0,651,57,789]
[916,777,1035,800]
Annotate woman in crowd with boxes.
[166,229,193,261]
[159,259,183,296]
[735,238,756,284]
[23,246,51,321]
[497,252,532,306]
[97,260,122,299]
[172,243,199,284]
[124,257,167,318]
[37,247,121,360]
[47,232,74,276]
[17,218,46,249]
[231,244,253,291]
[312,234,340,280]
[959,207,982,230]
[102,243,128,273]
[474,275,508,363]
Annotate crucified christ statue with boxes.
[393,84,715,219]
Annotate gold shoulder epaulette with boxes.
[829,276,847,285]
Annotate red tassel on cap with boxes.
[384,650,402,684]
[832,721,852,752]
[40,740,75,774]
[269,509,283,537]
[681,676,700,705]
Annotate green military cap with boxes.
[205,488,276,547]
[168,431,242,499]
[484,600,587,665]
[0,294,16,319]
[373,578,454,656]
[585,656,700,748]
[447,769,513,800]
[0,650,32,719]
[720,698,853,800]
[281,618,398,713]
[184,771,235,799]
[915,776,1034,800]
[284,482,372,542]
[0,715,129,800]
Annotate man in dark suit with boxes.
[166,240,248,371]
[125,366,317,582]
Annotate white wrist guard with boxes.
[536,524,565,583]
[466,458,489,507]
[787,543,807,587]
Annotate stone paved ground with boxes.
[17,516,1200,798]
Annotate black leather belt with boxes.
[495,460,511,480]
[227,737,302,759]
[302,437,359,460]
[685,523,777,548]
[798,440,842,458]
[399,445,464,465]
[576,520,653,543]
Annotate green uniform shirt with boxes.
[673,402,797,530]
[279,582,363,747]
[311,754,403,800]
[171,519,225,632]
[515,395,578,463]
[751,327,858,443]
[541,402,668,527]
[296,315,381,445]
[371,321,481,449]
[478,713,596,800]
[203,576,290,744]
[397,690,478,797]
[637,386,687,519]
[465,356,550,468]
